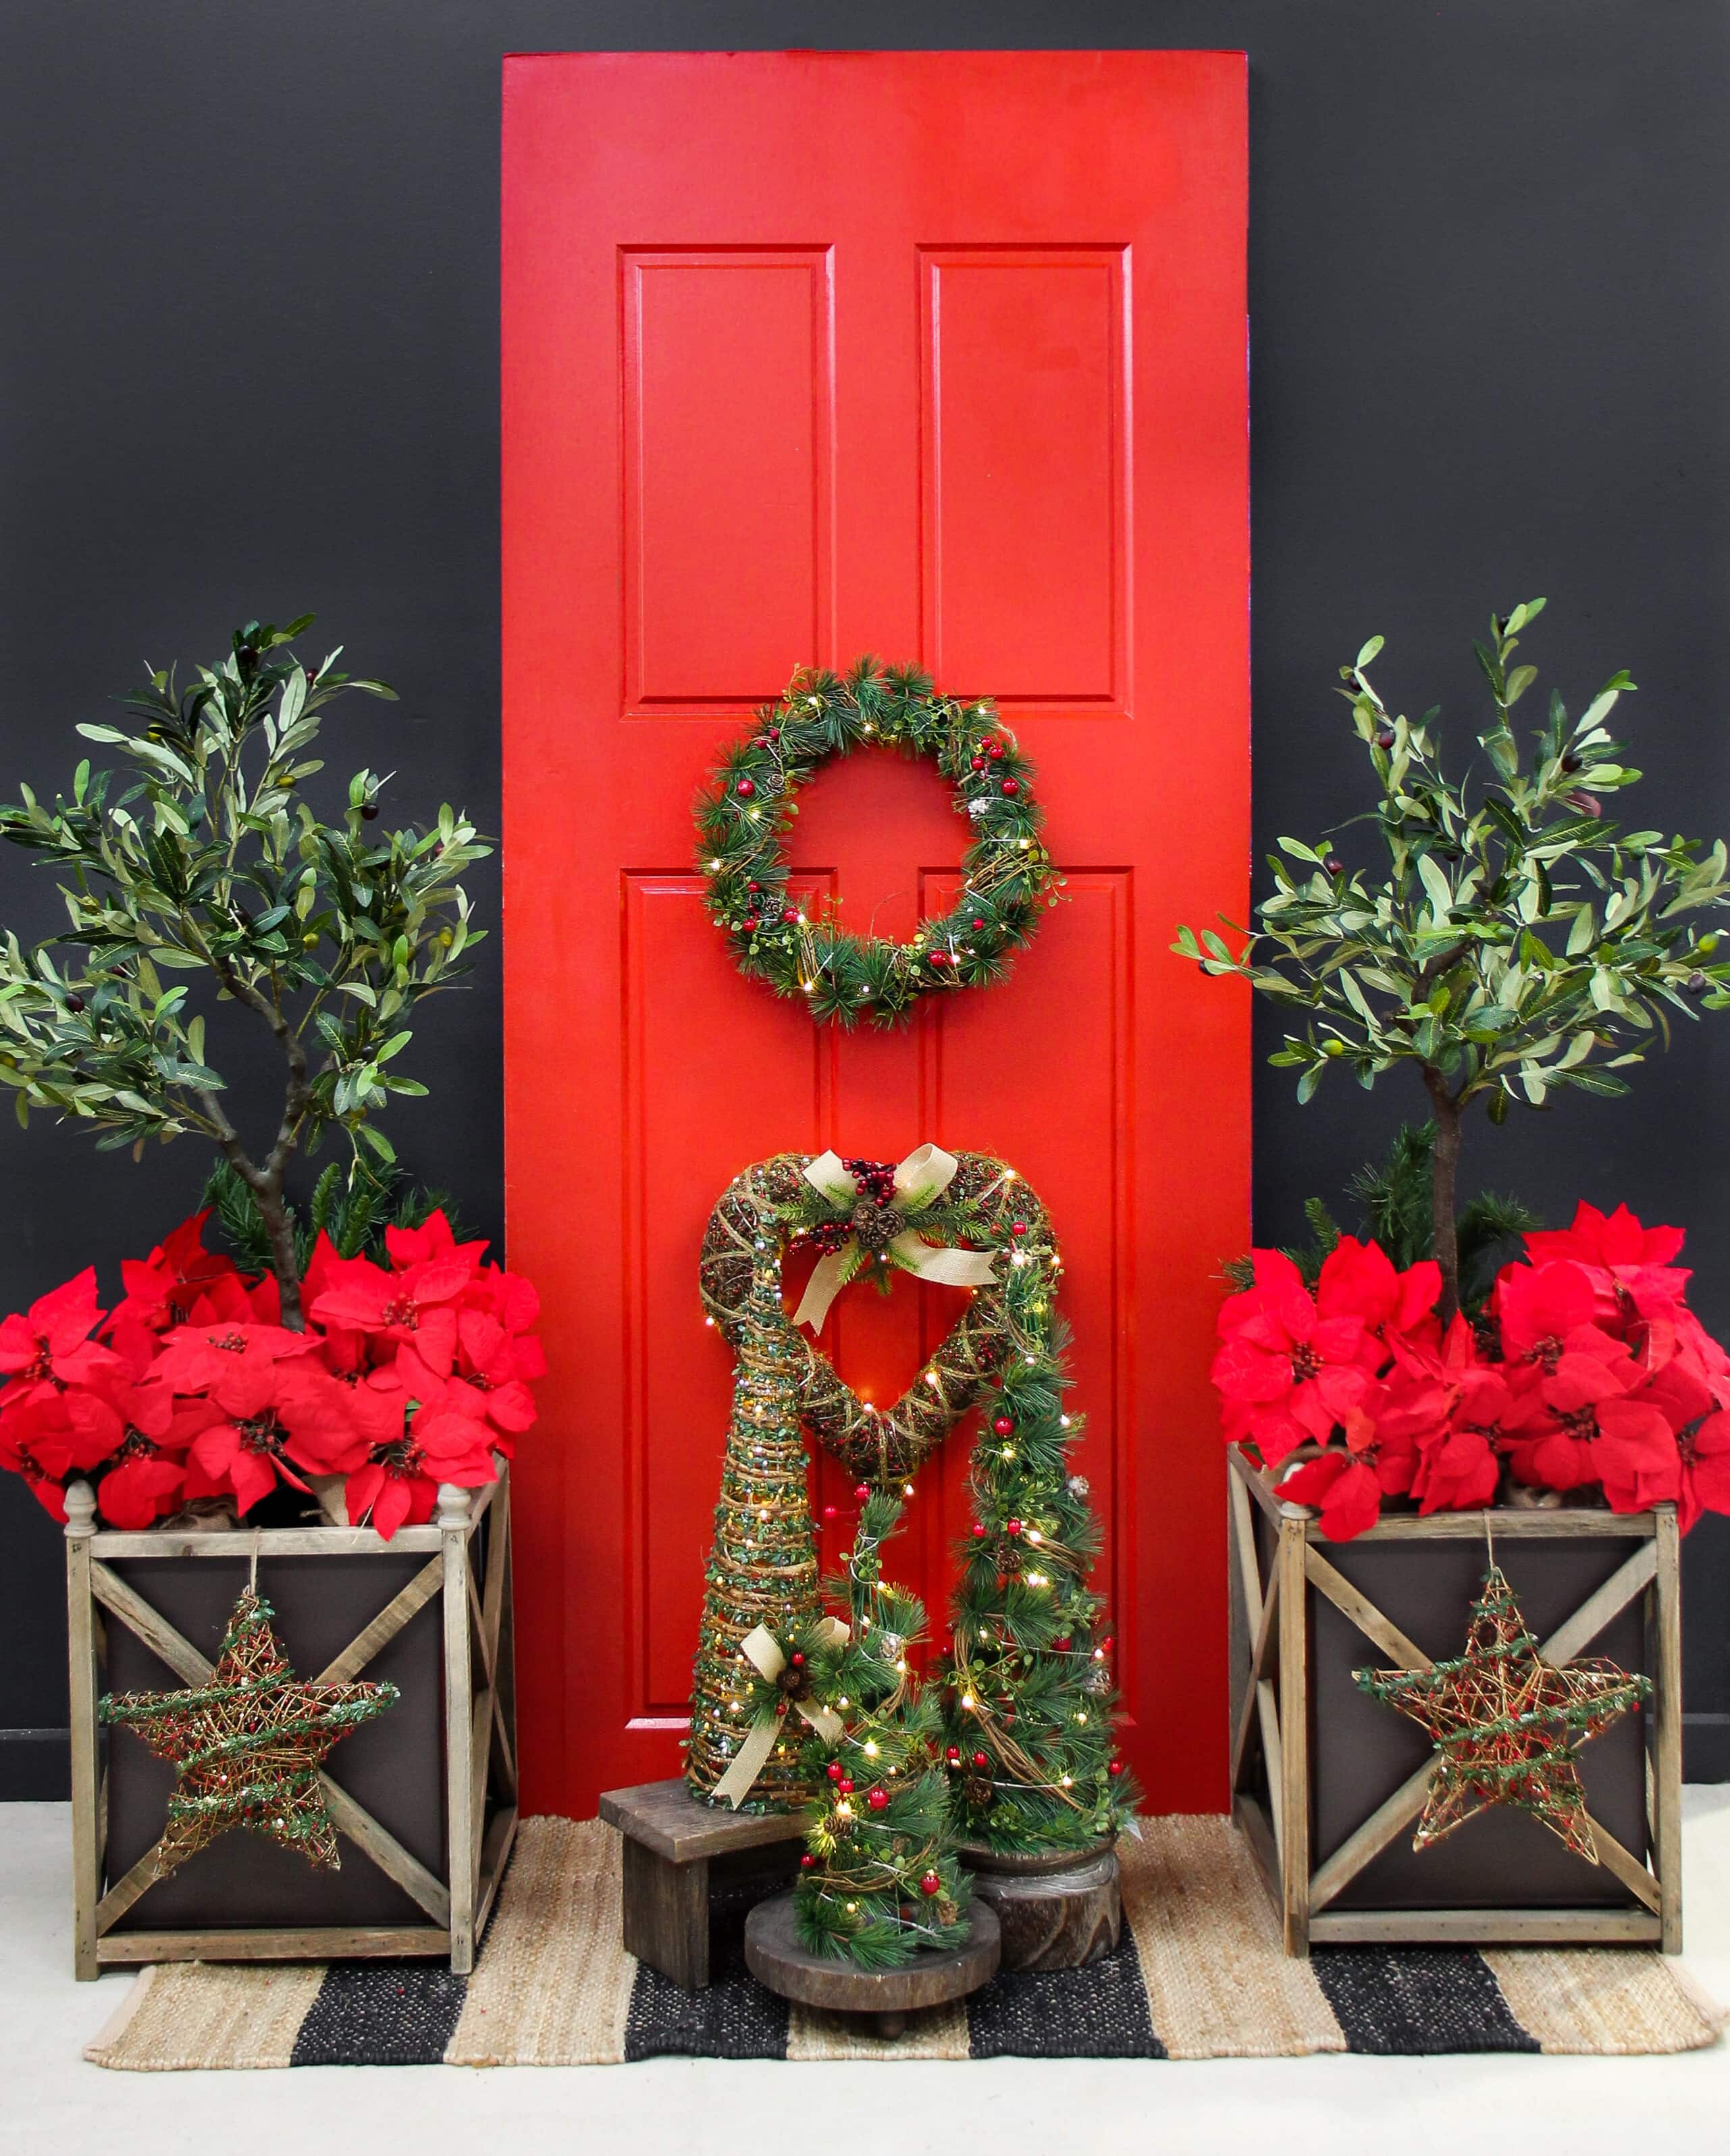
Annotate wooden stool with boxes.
[600,1777,807,1989]
[745,1891,1001,2039]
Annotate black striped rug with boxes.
[84,1817,1723,2068]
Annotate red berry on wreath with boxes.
[827,1761,844,1783]
[735,777,756,797]
[987,741,1005,760]
[946,1745,962,1764]
[928,949,950,966]
[1010,1219,1028,1238]
[1005,1518,1023,1537]
[992,1415,1014,1436]
[767,727,781,741]
[790,1652,805,1668]
[839,1777,854,1795]
[800,1852,816,1868]
[781,908,797,924]
[854,1482,870,1501]
[920,1871,942,1896]
[747,878,761,892]
[1054,1637,1072,1652]
[1108,1759,1125,1778]
[741,917,758,932]
[867,1787,889,1811]
[970,755,986,772]
[972,917,985,930]
[822,1504,838,1520]
[1001,777,1020,796]
[1101,1636,1115,1653]
[970,1523,987,1538]
[972,1751,989,1770]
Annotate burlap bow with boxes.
[712,1617,850,1810]
[791,1143,999,1334]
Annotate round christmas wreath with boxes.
[694,658,1060,1026]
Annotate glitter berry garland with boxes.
[694,658,1061,1028]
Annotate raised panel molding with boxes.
[620,873,837,1720]
[621,248,836,716]
[919,247,1131,715]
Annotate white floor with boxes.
[3,1795,1729,2156]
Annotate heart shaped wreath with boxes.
[697,1147,1049,1479]
[693,658,1061,1027]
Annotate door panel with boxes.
[503,49,1249,1816]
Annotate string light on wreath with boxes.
[694,658,1062,1026]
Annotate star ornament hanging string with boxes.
[1354,1563,1652,1862]
[99,1585,398,1878]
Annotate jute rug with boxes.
[84,1816,1724,2068]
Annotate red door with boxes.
[502,50,1248,1818]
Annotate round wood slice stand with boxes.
[744,1891,1001,2039]
[959,1839,1122,1971]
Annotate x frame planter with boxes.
[1227,1448,1682,1957]
[62,1467,518,1981]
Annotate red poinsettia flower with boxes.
[108,1211,242,1338]
[452,1310,543,1442]
[309,1253,475,1376]
[1525,1201,1686,1272]
[1492,1259,1635,1401]
[346,1398,499,1540]
[1316,1236,1442,1342]
[1276,1451,1386,1540]
[1212,1251,1380,1467]
[91,1388,221,1531]
[0,1269,120,1399]
[273,1357,402,1476]
[152,1318,317,1403]
[384,1208,490,1276]
[1502,1351,1682,1511]
[1677,1408,1730,1532]
[465,1264,541,1337]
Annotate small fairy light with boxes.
[835,1799,853,1818]
[961,1691,978,1710]
[1010,1251,1030,1267]
[808,696,821,708]
[903,1482,914,1497]
[708,858,722,870]
[894,1658,908,1674]
[1061,1774,1074,1789]
[1093,1647,1106,1662]
[1028,1572,1049,1588]
[837,1696,849,1709]
[1060,1415,1072,1429]
[704,1315,716,1327]
[845,1901,857,1913]
[1074,1710,1088,1725]
[1025,1529,1042,1545]
[864,1739,879,1757]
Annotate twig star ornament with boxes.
[99,1584,398,1878]
[1355,1564,1651,1862]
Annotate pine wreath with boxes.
[694,658,1061,1026]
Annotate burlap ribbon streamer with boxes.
[792,1142,999,1334]
[712,1617,850,1809]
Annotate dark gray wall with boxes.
[2,2,1727,1795]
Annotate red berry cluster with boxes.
[843,1157,897,1205]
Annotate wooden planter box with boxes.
[62,1467,518,1980]
[1227,1449,1682,1956]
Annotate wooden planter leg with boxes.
[440,1485,476,1974]
[64,1483,101,1982]
[1652,1504,1683,1953]
[1276,1515,1310,1957]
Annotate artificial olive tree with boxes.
[0,616,488,1324]
[1176,601,1730,1321]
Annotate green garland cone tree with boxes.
[686,1255,825,1810]
[0,616,488,1325]
[1176,600,1730,1322]
[942,1217,1141,1851]
[793,1492,972,1967]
